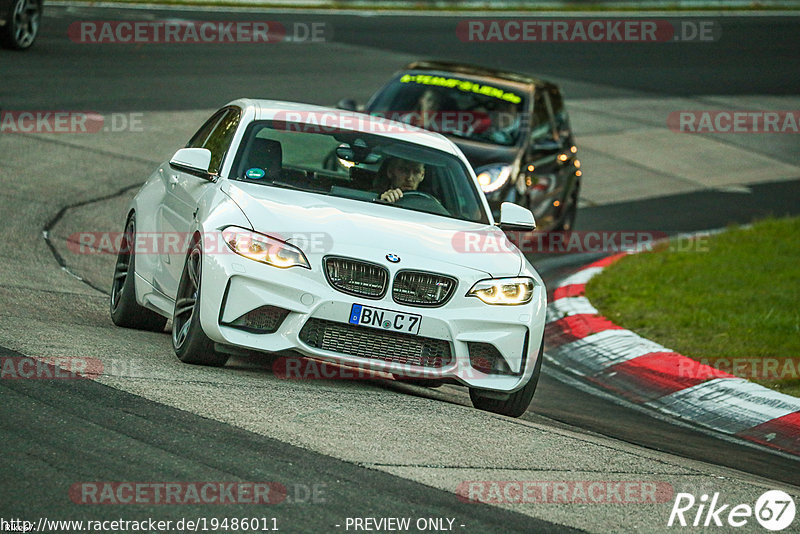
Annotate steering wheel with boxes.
[399,190,439,202]
[395,191,450,216]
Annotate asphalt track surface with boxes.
[1,344,556,532]
[1,6,800,532]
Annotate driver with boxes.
[376,157,425,203]
[488,99,521,144]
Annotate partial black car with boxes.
[0,0,41,50]
[339,61,582,231]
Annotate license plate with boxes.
[349,304,421,335]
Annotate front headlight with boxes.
[222,226,310,269]
[475,164,512,194]
[467,277,534,305]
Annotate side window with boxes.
[186,110,226,149]
[185,107,242,175]
[547,87,571,141]
[530,90,557,145]
[203,108,241,175]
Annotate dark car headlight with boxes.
[475,164,512,194]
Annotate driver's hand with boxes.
[380,188,404,203]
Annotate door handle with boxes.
[168,175,179,187]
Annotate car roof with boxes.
[402,60,556,90]
[226,99,463,158]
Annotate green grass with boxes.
[585,216,800,397]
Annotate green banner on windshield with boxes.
[399,74,522,104]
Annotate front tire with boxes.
[0,0,41,50]
[172,240,229,367]
[469,340,543,418]
[556,200,577,232]
[554,183,580,232]
[110,216,168,332]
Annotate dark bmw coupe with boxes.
[339,61,582,231]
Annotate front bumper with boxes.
[198,251,546,393]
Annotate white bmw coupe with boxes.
[110,99,546,417]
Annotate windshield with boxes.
[367,72,528,147]
[229,120,490,224]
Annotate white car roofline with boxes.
[226,98,459,156]
[222,98,495,225]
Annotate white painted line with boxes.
[544,227,800,456]
[714,185,752,194]
[559,266,604,287]
[543,351,800,462]
[546,296,597,323]
[548,329,668,376]
[648,378,800,435]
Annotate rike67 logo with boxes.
[668,490,796,531]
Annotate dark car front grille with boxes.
[392,270,457,307]
[468,342,514,375]
[223,305,290,334]
[324,257,388,299]
[299,318,452,368]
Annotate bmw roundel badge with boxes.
[386,254,400,263]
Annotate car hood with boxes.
[447,137,519,169]
[222,181,523,277]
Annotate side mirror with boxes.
[336,98,358,111]
[170,148,213,179]
[498,202,536,231]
